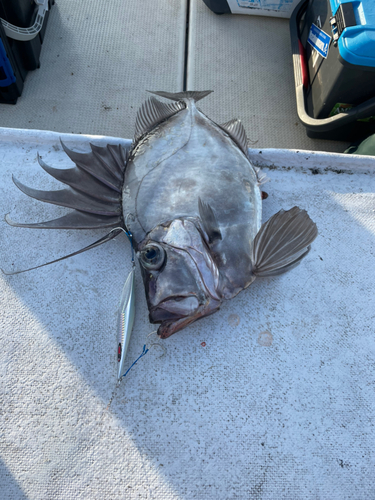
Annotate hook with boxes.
[109,225,135,264]
[146,330,158,339]
[146,330,166,358]
[148,343,167,357]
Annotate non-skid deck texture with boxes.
[1,0,349,153]
[1,129,374,499]
[188,0,348,153]
[0,0,186,139]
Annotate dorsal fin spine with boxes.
[134,97,185,141]
[219,119,249,155]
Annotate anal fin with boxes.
[252,207,318,277]
[220,119,248,155]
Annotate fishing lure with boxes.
[117,260,136,380]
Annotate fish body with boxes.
[6,91,318,340]
[123,95,263,337]
[124,97,261,291]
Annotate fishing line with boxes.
[122,343,149,378]
[105,346,148,411]
[95,218,167,411]
[106,331,166,411]
[109,223,135,265]
[120,331,165,380]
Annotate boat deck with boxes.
[0,0,350,151]
[1,2,374,499]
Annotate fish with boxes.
[6,90,318,340]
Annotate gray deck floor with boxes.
[0,0,186,139]
[1,0,349,152]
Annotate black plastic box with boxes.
[0,0,54,104]
[0,22,24,104]
[290,0,375,141]
[202,0,231,15]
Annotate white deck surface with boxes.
[1,129,375,499]
[1,0,375,498]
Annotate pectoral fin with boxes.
[252,207,318,277]
[198,198,222,245]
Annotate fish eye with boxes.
[139,243,165,270]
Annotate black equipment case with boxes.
[290,0,375,141]
[0,0,54,104]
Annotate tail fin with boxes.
[147,90,213,102]
[252,207,318,277]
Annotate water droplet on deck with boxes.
[228,314,240,327]
[257,331,273,346]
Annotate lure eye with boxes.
[139,243,165,270]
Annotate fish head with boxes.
[137,219,222,339]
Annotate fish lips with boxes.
[151,295,200,322]
[151,295,199,321]
[143,219,222,338]
[151,295,221,339]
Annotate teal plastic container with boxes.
[330,0,375,68]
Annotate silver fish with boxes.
[6,90,318,339]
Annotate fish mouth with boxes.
[153,296,221,339]
[158,317,199,339]
[150,295,200,323]
[143,218,223,339]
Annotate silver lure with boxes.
[117,266,136,381]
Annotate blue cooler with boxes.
[290,0,375,140]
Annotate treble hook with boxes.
[146,330,167,357]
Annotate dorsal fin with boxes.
[147,90,213,102]
[134,97,185,141]
[1,229,122,275]
[220,118,249,155]
[60,140,124,190]
[7,142,126,230]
